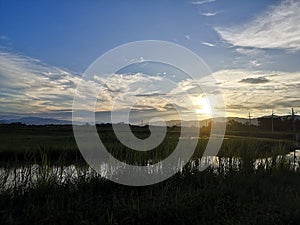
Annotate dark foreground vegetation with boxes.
[0,162,299,225]
[0,124,299,225]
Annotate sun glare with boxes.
[195,97,212,115]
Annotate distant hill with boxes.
[259,115,300,121]
[0,117,71,125]
[0,115,299,126]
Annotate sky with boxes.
[0,0,299,122]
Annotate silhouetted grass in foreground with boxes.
[0,158,299,225]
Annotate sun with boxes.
[194,97,212,115]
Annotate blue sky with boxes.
[0,0,299,122]
[0,0,286,72]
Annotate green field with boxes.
[0,124,294,163]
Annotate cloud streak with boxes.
[201,42,216,47]
[185,35,191,40]
[215,0,300,51]
[191,0,216,5]
[201,11,218,16]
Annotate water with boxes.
[195,149,300,172]
[0,150,299,189]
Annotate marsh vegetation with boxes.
[0,124,299,225]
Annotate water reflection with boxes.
[0,150,299,189]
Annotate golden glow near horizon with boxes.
[194,96,212,115]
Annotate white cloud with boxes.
[235,48,263,56]
[215,0,300,51]
[0,51,80,113]
[185,35,191,40]
[93,73,170,112]
[250,60,261,67]
[192,0,216,5]
[0,51,195,117]
[201,42,216,47]
[201,11,218,16]
[209,69,300,117]
[1,51,299,120]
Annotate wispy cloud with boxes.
[215,0,300,51]
[209,69,300,117]
[235,48,263,56]
[0,51,80,113]
[201,42,216,47]
[185,35,191,40]
[250,60,261,67]
[0,51,198,119]
[201,11,218,16]
[1,50,299,120]
[191,0,216,5]
[0,35,7,40]
[93,73,171,112]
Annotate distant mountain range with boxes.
[0,115,299,126]
[0,117,71,125]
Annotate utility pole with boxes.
[248,112,252,126]
[290,108,297,132]
[271,110,274,133]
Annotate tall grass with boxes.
[0,157,299,225]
